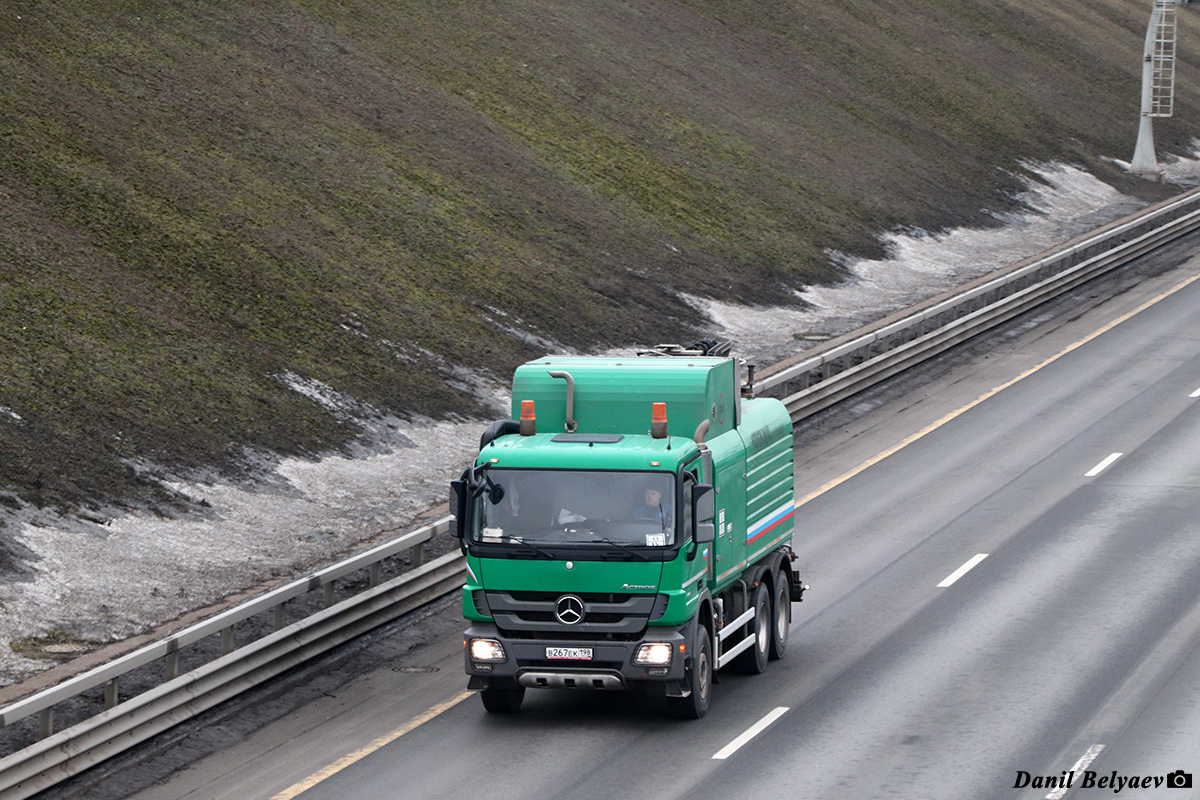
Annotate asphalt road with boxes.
[120,251,1200,800]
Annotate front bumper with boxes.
[464,622,688,690]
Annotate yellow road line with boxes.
[271,691,474,800]
[796,268,1200,508]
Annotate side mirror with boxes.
[691,484,716,546]
[449,478,467,538]
[692,484,715,525]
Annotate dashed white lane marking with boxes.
[712,706,789,760]
[1085,453,1122,477]
[937,554,989,588]
[1190,387,1200,398]
[1046,744,1105,800]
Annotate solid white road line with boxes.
[937,554,989,588]
[1190,387,1200,398]
[1085,453,1123,477]
[1045,744,1105,800]
[712,706,790,760]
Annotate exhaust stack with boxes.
[547,371,578,432]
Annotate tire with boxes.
[666,625,712,719]
[480,683,525,713]
[731,582,770,674]
[769,569,790,661]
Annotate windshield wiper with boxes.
[501,537,555,560]
[595,537,650,561]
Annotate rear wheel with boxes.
[666,625,712,719]
[732,582,770,674]
[480,683,525,713]
[769,569,790,661]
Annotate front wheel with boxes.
[480,683,525,713]
[666,625,712,719]
[731,581,770,674]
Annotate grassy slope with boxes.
[0,0,1196,515]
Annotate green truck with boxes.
[450,344,803,718]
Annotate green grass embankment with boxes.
[0,0,1194,514]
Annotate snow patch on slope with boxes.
[684,164,1144,366]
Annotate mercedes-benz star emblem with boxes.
[555,594,585,625]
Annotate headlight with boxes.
[469,638,506,662]
[634,642,673,666]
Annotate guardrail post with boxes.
[324,581,336,609]
[164,650,180,681]
[412,543,425,568]
[273,602,286,631]
[369,562,381,588]
[104,679,119,709]
[220,625,235,656]
[39,707,54,739]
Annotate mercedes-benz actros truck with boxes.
[450,343,804,718]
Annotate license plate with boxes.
[545,646,593,660]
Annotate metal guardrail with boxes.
[754,186,1200,419]
[0,517,464,799]
[3,184,1200,799]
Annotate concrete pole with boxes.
[1130,3,1164,176]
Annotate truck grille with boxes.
[486,591,657,637]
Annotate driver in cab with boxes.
[630,487,671,525]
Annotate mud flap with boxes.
[790,571,807,602]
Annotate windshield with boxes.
[472,469,677,548]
